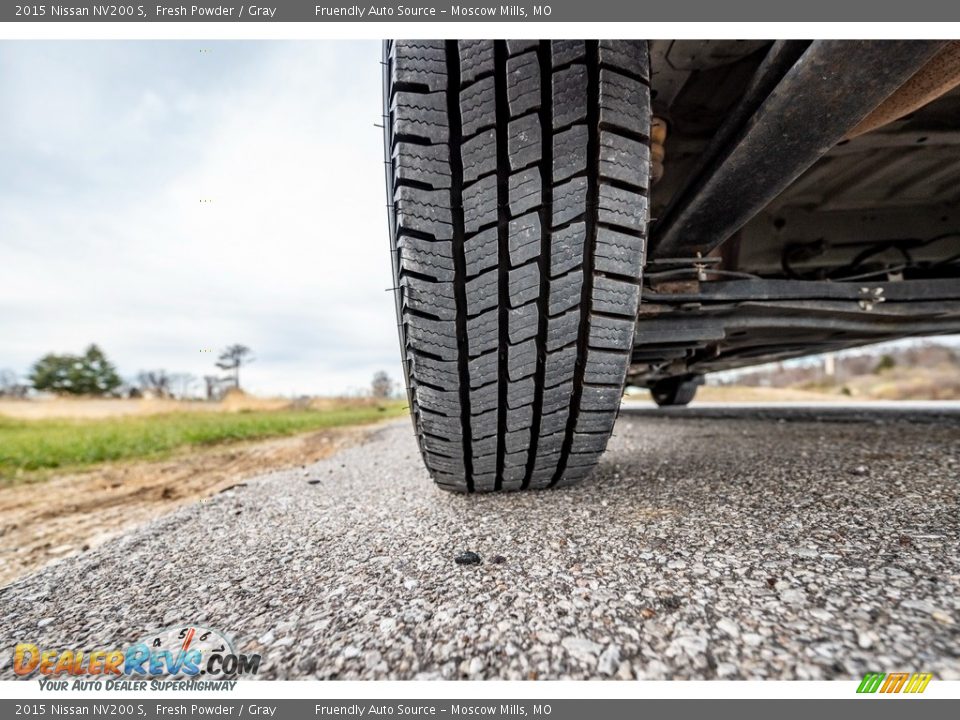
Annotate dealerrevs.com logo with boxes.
[14,625,261,690]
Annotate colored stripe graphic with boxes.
[904,673,933,693]
[857,673,885,693]
[857,672,932,694]
[881,672,910,693]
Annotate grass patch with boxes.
[0,401,407,485]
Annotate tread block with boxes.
[464,227,498,277]
[405,315,457,360]
[553,124,588,182]
[416,385,461,416]
[571,433,609,455]
[402,274,456,320]
[462,129,497,184]
[599,40,649,81]
[537,432,564,455]
[428,454,466,474]
[594,226,645,278]
[507,376,536,408]
[472,472,497,491]
[395,185,452,239]
[550,223,585,276]
[546,309,580,351]
[421,435,461,458]
[419,408,460,437]
[471,409,498,441]
[473,452,497,474]
[539,409,568,435]
[470,383,499,414]
[581,384,623,412]
[503,448,528,468]
[472,435,498,458]
[392,89,449,144]
[529,463,559,488]
[598,184,647,231]
[576,411,616,434]
[599,68,650,136]
[544,345,577,387]
[509,167,542,217]
[459,40,494,85]
[589,314,635,350]
[394,141,451,190]
[467,308,499,356]
[543,381,573,415]
[504,427,531,453]
[507,40,539,56]
[508,114,542,171]
[410,353,459,388]
[506,51,540,118]
[584,348,630,385]
[600,130,649,189]
[552,40,586,67]
[398,237,454,281]
[506,403,533,431]
[592,275,640,316]
[552,64,587,128]
[463,174,499,234]
[509,262,540,308]
[508,212,541,267]
[461,77,497,137]
[468,350,498,388]
[391,41,447,92]
[548,269,583,315]
[466,268,499,316]
[552,177,588,226]
[507,338,537,381]
[508,301,539,344]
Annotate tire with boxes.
[651,377,699,407]
[384,40,650,492]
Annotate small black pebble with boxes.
[661,596,682,610]
[306,479,321,485]
[455,551,482,565]
[491,555,507,564]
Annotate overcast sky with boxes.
[0,40,404,396]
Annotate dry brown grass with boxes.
[0,390,390,420]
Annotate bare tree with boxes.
[0,369,28,398]
[137,370,171,398]
[168,372,197,400]
[371,370,394,399]
[216,344,254,390]
[203,375,224,401]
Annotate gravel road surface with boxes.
[2,404,958,680]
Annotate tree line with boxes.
[0,344,253,400]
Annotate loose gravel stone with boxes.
[455,551,482,566]
[0,406,958,680]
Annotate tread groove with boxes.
[551,41,600,487]
[493,40,510,492]
[446,41,475,493]
[522,40,554,490]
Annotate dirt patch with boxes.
[0,424,372,587]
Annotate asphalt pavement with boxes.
[1,404,958,680]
